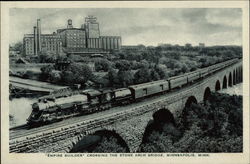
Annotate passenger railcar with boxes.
[128,80,169,100]
[187,70,201,83]
[168,74,187,89]
[113,88,132,105]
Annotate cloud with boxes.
[205,8,242,28]
[9,8,242,46]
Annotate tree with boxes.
[11,42,23,55]
[92,137,127,153]
[40,65,54,81]
[62,63,93,85]
[49,71,62,83]
[150,69,160,81]
[62,71,75,84]
[139,92,242,153]
[134,68,150,84]
[94,58,112,72]
[140,60,150,69]
[38,50,57,63]
[107,69,119,87]
[115,60,131,71]
[117,70,134,87]
[154,65,167,79]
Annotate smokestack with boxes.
[37,19,41,52]
[33,26,38,56]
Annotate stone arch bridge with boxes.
[9,60,242,153]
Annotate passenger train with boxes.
[27,58,238,125]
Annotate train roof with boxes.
[129,80,167,90]
[168,58,238,80]
[54,94,87,104]
[113,88,130,92]
[100,89,113,94]
[84,90,102,97]
[168,70,201,80]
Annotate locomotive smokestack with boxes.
[37,19,41,52]
[33,26,38,56]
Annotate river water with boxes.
[219,83,243,96]
[9,98,36,127]
[9,83,243,128]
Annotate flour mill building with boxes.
[23,16,122,56]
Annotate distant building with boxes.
[98,36,121,50]
[84,15,100,39]
[23,33,63,56]
[23,19,63,57]
[9,50,20,57]
[185,43,192,48]
[23,16,122,57]
[57,28,87,49]
[121,45,145,52]
[199,43,205,48]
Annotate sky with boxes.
[9,8,242,46]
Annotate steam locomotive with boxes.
[27,58,238,125]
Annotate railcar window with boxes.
[160,84,164,90]
[143,88,147,96]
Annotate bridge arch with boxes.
[215,80,221,91]
[185,96,198,108]
[236,68,239,84]
[142,109,175,139]
[240,66,243,82]
[240,67,242,82]
[228,72,232,87]
[239,67,242,82]
[233,70,236,85]
[70,129,130,153]
[222,76,227,89]
[237,67,241,83]
[203,87,211,103]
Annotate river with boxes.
[9,83,243,128]
[9,97,36,128]
[219,83,243,96]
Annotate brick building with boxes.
[23,19,62,56]
[57,16,121,54]
[57,28,87,49]
[23,16,122,56]
[23,34,63,56]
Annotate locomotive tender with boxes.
[27,58,238,124]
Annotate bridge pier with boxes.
[104,110,155,152]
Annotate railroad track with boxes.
[10,124,29,131]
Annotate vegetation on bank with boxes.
[11,44,242,88]
[139,92,242,153]
[81,92,242,153]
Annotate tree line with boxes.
[12,43,242,88]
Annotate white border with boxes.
[1,1,249,164]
